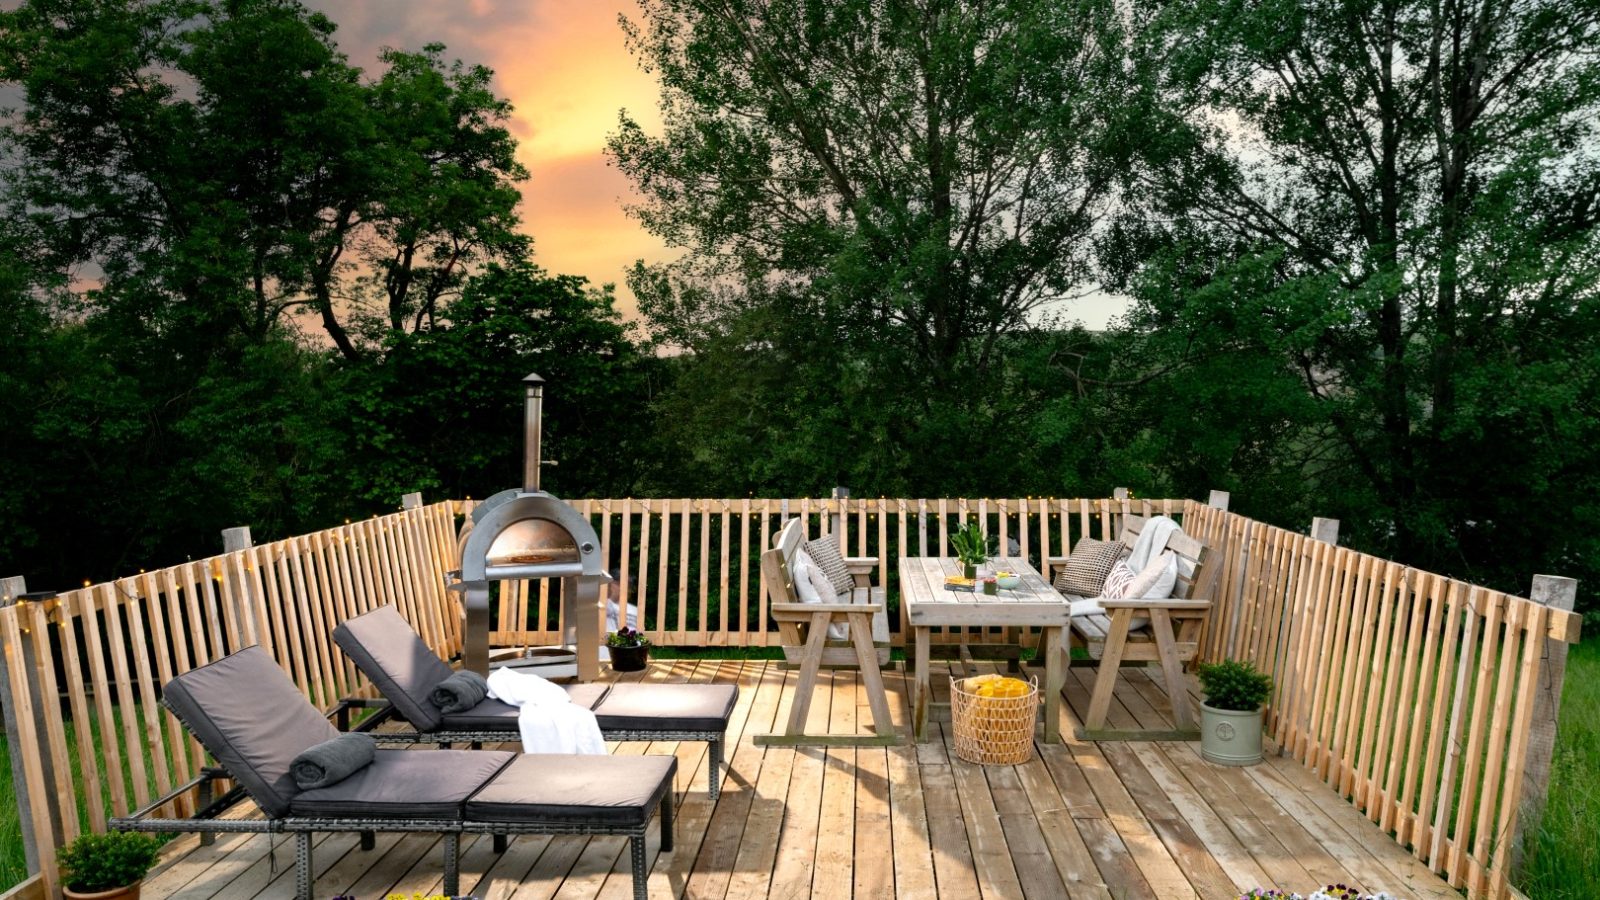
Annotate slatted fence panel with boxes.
[1182,500,1582,899]
[0,501,462,894]
[1,494,1577,900]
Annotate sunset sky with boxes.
[304,0,1124,327]
[305,0,672,316]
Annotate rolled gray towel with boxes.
[429,669,489,714]
[291,732,376,790]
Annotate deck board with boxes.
[139,659,1461,899]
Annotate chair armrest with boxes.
[1097,598,1212,611]
[843,557,876,586]
[771,601,885,615]
[1046,556,1069,568]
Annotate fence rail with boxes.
[0,494,1581,900]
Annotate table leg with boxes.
[913,626,931,742]
[1043,626,1063,743]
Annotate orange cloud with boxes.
[309,0,669,317]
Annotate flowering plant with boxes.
[606,625,650,649]
[1238,887,1399,900]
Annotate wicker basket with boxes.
[950,675,1039,765]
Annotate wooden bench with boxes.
[754,518,899,746]
[1047,515,1218,739]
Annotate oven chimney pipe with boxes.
[523,372,544,493]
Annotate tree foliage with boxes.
[2,0,1599,617]
[0,0,527,361]
[1116,0,1600,590]
[0,0,647,588]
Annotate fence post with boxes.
[830,486,849,541]
[0,575,43,874]
[1513,573,1579,872]
[1310,517,1340,545]
[221,526,265,651]
[1207,490,1247,659]
[401,492,424,510]
[1278,517,1339,755]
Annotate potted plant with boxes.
[606,626,651,672]
[1197,659,1273,766]
[59,831,160,899]
[949,521,990,579]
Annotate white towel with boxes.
[1126,515,1182,572]
[485,668,607,755]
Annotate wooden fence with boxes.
[0,493,1581,900]
[1182,503,1582,899]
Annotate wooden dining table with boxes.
[898,556,1069,743]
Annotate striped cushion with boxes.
[805,535,855,596]
[1054,538,1125,596]
[1100,560,1137,599]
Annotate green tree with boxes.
[0,0,527,360]
[339,262,656,506]
[1122,0,1600,590]
[611,0,1143,492]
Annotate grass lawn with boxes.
[0,641,1595,894]
[1513,638,1600,897]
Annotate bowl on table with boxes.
[994,572,1023,590]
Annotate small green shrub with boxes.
[1198,659,1273,712]
[58,832,159,893]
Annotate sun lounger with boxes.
[110,646,675,900]
[332,605,739,798]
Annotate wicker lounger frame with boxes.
[111,702,676,900]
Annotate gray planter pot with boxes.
[1200,702,1264,766]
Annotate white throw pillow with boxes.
[792,550,847,639]
[792,550,825,603]
[805,561,850,639]
[1126,550,1179,600]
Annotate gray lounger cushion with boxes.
[333,606,455,731]
[465,754,676,827]
[592,683,738,732]
[162,646,341,817]
[289,749,514,820]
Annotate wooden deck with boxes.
[138,659,1461,900]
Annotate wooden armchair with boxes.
[761,518,890,668]
[1050,515,1219,739]
[753,517,899,746]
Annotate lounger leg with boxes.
[630,835,648,900]
[359,830,375,851]
[442,832,460,896]
[493,833,508,854]
[708,737,724,801]
[198,779,214,847]
[660,788,675,853]
[295,832,313,900]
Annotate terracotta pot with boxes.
[63,882,141,900]
[609,644,650,672]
